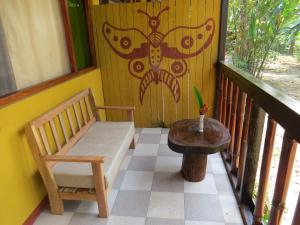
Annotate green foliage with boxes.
[226,0,300,78]
[193,86,204,110]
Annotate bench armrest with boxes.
[44,155,104,163]
[96,106,135,121]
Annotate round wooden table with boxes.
[168,118,231,182]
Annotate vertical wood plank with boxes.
[50,119,62,151]
[268,133,297,225]
[66,107,76,135]
[58,113,69,143]
[84,96,94,120]
[38,125,51,155]
[73,103,82,129]
[252,117,277,225]
[79,99,88,125]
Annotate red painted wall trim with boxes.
[23,196,48,225]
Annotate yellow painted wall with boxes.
[0,69,105,225]
[93,0,221,127]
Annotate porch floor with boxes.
[34,128,243,225]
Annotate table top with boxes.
[168,118,231,154]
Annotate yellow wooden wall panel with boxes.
[94,0,221,127]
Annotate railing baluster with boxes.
[218,73,224,121]
[231,92,246,173]
[221,77,228,125]
[291,194,300,225]
[268,133,297,225]
[227,84,238,160]
[226,81,234,128]
[237,97,252,188]
[252,117,277,225]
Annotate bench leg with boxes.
[129,138,136,149]
[92,163,109,218]
[48,192,64,215]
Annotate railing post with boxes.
[291,194,300,225]
[268,133,297,225]
[237,97,252,188]
[240,103,265,205]
[252,117,277,225]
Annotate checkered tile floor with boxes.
[34,128,244,225]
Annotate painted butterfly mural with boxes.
[102,6,215,104]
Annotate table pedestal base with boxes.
[181,153,207,182]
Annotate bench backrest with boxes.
[26,89,99,167]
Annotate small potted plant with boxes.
[193,86,208,133]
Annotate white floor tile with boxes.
[160,134,168,144]
[133,144,159,156]
[34,211,73,225]
[185,221,225,225]
[219,195,243,223]
[76,201,98,214]
[109,190,119,211]
[147,192,184,219]
[210,158,227,174]
[120,156,132,170]
[107,216,146,225]
[184,173,218,194]
[141,128,162,134]
[155,156,182,172]
[121,171,154,191]
[76,189,118,214]
[135,134,140,143]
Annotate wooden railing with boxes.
[216,61,300,225]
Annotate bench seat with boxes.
[53,121,135,189]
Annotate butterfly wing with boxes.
[161,18,215,59]
[102,22,149,59]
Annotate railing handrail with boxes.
[219,61,300,143]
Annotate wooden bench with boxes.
[25,89,135,217]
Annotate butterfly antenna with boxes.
[137,9,151,19]
[157,6,169,18]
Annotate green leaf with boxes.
[193,86,204,109]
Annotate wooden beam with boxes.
[217,0,229,61]
[84,0,97,66]
[59,0,78,72]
